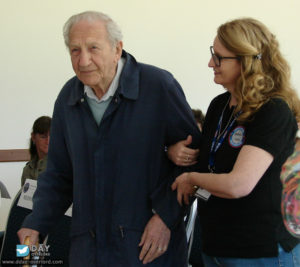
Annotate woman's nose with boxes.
[208,57,215,68]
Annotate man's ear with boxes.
[115,41,123,61]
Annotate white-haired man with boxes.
[18,11,201,266]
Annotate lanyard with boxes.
[208,107,241,173]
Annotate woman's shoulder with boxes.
[23,157,38,170]
[23,160,33,171]
[22,160,33,178]
[248,97,297,137]
[256,97,294,121]
[262,97,290,111]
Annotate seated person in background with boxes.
[21,116,51,186]
[192,109,205,132]
[281,124,300,238]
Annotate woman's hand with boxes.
[167,135,199,166]
[171,173,196,205]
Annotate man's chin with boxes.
[78,77,96,87]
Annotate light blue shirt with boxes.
[84,58,125,125]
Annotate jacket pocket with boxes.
[109,225,144,267]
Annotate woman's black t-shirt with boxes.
[198,92,299,258]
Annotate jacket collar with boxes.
[117,50,139,100]
[67,50,139,106]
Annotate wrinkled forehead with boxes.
[69,20,109,45]
[70,19,107,36]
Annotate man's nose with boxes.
[79,50,91,67]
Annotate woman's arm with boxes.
[172,145,274,205]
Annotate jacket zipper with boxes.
[119,225,124,239]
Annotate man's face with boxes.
[68,20,122,93]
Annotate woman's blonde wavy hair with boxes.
[217,18,300,122]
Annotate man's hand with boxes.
[139,214,171,264]
[17,228,40,246]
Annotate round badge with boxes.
[229,126,245,148]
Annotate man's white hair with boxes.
[63,11,123,47]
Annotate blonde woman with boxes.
[171,18,300,266]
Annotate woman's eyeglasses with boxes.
[210,46,240,67]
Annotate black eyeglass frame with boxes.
[210,46,240,67]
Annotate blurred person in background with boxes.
[21,116,51,186]
[281,123,300,239]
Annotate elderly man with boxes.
[18,11,201,266]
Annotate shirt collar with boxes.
[84,57,125,103]
[68,50,139,106]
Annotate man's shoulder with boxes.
[138,62,173,80]
[61,76,81,92]
[123,51,177,89]
[125,51,173,79]
[56,76,83,103]
[136,62,179,94]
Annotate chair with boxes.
[0,180,11,199]
[185,199,198,244]
[184,199,198,267]
[0,187,72,266]
[0,181,11,254]
[0,189,32,264]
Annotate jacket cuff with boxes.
[21,213,49,236]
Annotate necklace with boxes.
[208,95,241,173]
[217,96,236,139]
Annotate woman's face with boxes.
[31,132,50,159]
[208,37,241,93]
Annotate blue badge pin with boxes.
[229,126,245,148]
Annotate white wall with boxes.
[1,0,300,229]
